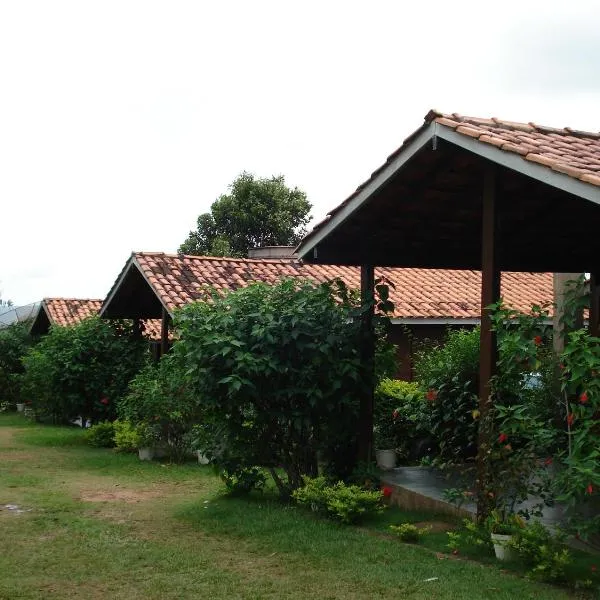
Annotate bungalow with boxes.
[99,251,554,379]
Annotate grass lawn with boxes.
[0,414,590,599]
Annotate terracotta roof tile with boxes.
[43,298,161,340]
[428,110,600,184]
[132,253,554,320]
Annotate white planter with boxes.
[138,447,155,461]
[16,403,25,413]
[491,533,514,561]
[376,449,397,470]
[197,450,209,465]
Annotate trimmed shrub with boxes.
[0,323,36,406]
[293,476,384,524]
[84,421,116,448]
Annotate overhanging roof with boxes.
[100,251,555,321]
[296,111,600,271]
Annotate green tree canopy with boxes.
[179,172,312,257]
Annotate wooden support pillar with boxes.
[359,263,375,464]
[589,272,600,338]
[161,307,171,357]
[476,165,500,521]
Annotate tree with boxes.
[179,172,312,257]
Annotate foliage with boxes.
[507,522,572,583]
[173,278,375,497]
[292,476,384,524]
[374,379,424,456]
[113,419,142,452]
[0,322,35,406]
[389,522,430,543]
[179,172,312,257]
[84,421,116,448]
[413,327,480,463]
[119,355,200,462]
[485,509,526,535]
[346,461,382,491]
[220,466,267,496]
[21,317,147,424]
[446,519,493,554]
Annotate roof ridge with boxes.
[134,251,299,264]
[44,297,103,302]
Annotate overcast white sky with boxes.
[1,0,599,305]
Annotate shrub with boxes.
[220,466,267,496]
[0,323,36,406]
[84,421,116,448]
[113,419,142,452]
[374,379,424,458]
[389,522,430,543]
[119,354,199,462]
[293,476,384,524]
[173,279,382,497]
[413,328,480,463]
[21,317,147,424]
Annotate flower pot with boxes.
[490,533,514,561]
[138,447,155,461]
[16,403,25,413]
[197,450,209,465]
[376,449,397,470]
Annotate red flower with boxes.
[382,486,393,498]
[567,413,575,427]
[587,484,594,495]
[392,409,399,420]
[544,457,553,466]
[498,433,508,444]
[580,391,589,404]
[426,389,438,402]
[534,335,542,346]
[100,397,109,406]
[559,363,565,371]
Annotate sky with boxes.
[1,0,599,305]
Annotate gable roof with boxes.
[30,297,161,339]
[296,110,600,270]
[101,252,555,322]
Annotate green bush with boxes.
[413,328,480,463]
[389,522,430,543]
[119,355,199,462]
[113,419,142,452]
[84,421,116,448]
[292,476,384,524]
[220,466,267,496]
[173,279,382,497]
[0,323,36,406]
[21,317,147,424]
[374,379,424,457]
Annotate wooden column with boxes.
[476,165,500,521]
[589,272,600,338]
[161,306,170,357]
[359,263,375,464]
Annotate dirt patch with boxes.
[0,427,18,447]
[0,450,37,461]
[80,488,163,503]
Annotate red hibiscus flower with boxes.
[534,335,542,346]
[426,389,438,402]
[567,413,575,427]
[382,486,393,498]
[100,397,109,406]
[498,433,508,444]
[580,391,589,404]
[587,484,594,495]
[544,457,553,466]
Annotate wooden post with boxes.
[359,263,375,464]
[476,165,500,522]
[161,306,170,357]
[589,272,600,338]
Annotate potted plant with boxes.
[136,422,161,461]
[374,421,397,470]
[486,509,524,561]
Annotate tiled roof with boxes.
[133,252,555,320]
[43,298,161,339]
[44,298,103,327]
[305,110,600,240]
[426,110,600,187]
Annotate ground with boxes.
[0,415,578,599]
